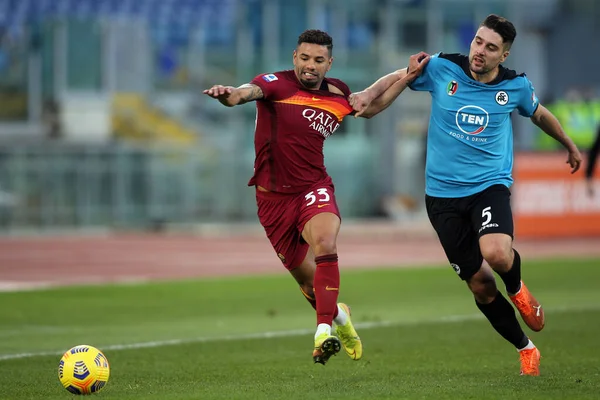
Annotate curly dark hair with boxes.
[297,29,333,55]
[480,14,517,49]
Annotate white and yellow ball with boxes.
[58,345,110,395]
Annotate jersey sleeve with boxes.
[326,78,355,116]
[408,52,441,92]
[516,76,540,117]
[326,78,351,97]
[250,72,286,101]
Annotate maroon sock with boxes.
[313,254,340,326]
[299,286,339,318]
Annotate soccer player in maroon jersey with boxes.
[204,29,427,365]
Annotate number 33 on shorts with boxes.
[305,188,331,208]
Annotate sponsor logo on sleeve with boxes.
[262,74,278,83]
[531,91,538,107]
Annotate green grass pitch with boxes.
[0,258,599,399]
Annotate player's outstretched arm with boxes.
[350,52,430,119]
[203,83,264,107]
[530,104,583,174]
[348,68,408,117]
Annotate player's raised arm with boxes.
[350,52,430,119]
[203,83,264,107]
[530,104,583,174]
[348,69,407,117]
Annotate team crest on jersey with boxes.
[446,80,458,96]
[495,91,509,106]
[277,253,286,264]
[451,263,461,275]
[262,74,278,83]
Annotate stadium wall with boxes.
[513,152,600,238]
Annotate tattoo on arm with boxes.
[237,84,264,103]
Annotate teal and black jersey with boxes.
[409,52,540,198]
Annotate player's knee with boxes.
[299,283,315,300]
[468,271,497,302]
[311,235,337,256]
[481,246,511,269]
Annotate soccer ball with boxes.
[58,345,110,395]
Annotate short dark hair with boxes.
[480,14,517,49]
[297,29,333,56]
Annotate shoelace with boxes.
[513,292,534,316]
[519,350,538,373]
[337,326,351,342]
[337,324,358,344]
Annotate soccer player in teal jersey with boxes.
[350,14,583,376]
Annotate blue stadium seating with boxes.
[0,0,237,46]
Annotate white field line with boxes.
[0,304,597,362]
[0,325,70,338]
[0,281,57,292]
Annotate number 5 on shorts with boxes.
[305,188,330,206]
[481,206,492,226]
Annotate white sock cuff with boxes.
[518,339,535,352]
[314,323,332,339]
[334,304,348,326]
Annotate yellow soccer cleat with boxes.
[312,333,341,365]
[335,303,363,361]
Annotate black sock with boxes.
[476,292,529,349]
[498,249,522,295]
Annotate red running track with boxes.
[0,230,598,291]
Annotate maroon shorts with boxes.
[256,177,341,270]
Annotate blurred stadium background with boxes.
[0,0,597,233]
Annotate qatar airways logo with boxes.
[302,109,340,138]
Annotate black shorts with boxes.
[425,184,514,281]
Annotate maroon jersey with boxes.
[248,70,354,193]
